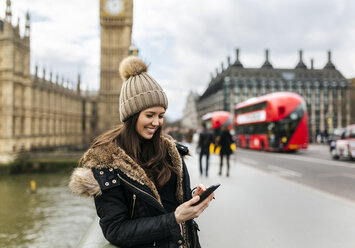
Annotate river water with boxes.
[0,170,96,248]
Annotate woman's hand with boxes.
[174,184,214,224]
[193,184,206,197]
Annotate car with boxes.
[328,127,345,155]
[332,125,355,160]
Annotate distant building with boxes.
[350,78,355,124]
[197,49,352,141]
[181,91,199,130]
[0,0,134,163]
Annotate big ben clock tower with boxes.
[99,0,133,131]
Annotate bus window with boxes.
[235,101,267,115]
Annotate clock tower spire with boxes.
[5,0,12,22]
[99,0,133,131]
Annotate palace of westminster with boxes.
[0,0,134,163]
[0,0,354,163]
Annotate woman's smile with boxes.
[145,127,157,134]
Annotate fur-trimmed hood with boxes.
[69,136,185,206]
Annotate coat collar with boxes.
[69,136,184,206]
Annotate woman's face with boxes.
[136,106,165,139]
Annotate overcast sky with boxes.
[1,0,355,121]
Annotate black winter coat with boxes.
[69,136,201,248]
[198,130,214,153]
[218,130,233,155]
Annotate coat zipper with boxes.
[131,194,136,219]
[116,173,162,206]
[117,173,188,246]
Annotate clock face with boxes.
[105,0,124,15]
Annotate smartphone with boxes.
[191,183,220,206]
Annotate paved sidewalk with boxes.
[184,144,355,248]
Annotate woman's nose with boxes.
[152,117,159,126]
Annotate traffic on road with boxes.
[186,143,355,248]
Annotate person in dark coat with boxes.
[197,123,214,177]
[217,125,233,177]
[69,56,214,248]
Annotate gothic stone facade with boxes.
[0,14,100,163]
[0,1,134,163]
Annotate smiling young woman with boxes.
[69,56,214,248]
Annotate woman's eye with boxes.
[146,114,153,118]
[159,115,164,119]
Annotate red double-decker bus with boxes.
[202,111,233,130]
[234,92,308,151]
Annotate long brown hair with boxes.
[90,113,178,188]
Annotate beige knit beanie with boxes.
[119,56,168,122]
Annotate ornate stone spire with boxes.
[5,0,12,22]
[77,74,81,93]
[25,11,31,37]
[42,68,46,80]
[35,65,38,77]
[295,50,307,69]
[324,50,336,69]
[261,49,273,69]
[233,48,243,67]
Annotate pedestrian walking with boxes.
[197,123,214,177]
[69,56,214,248]
[217,125,233,177]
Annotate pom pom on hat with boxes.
[119,56,168,122]
[119,56,148,80]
